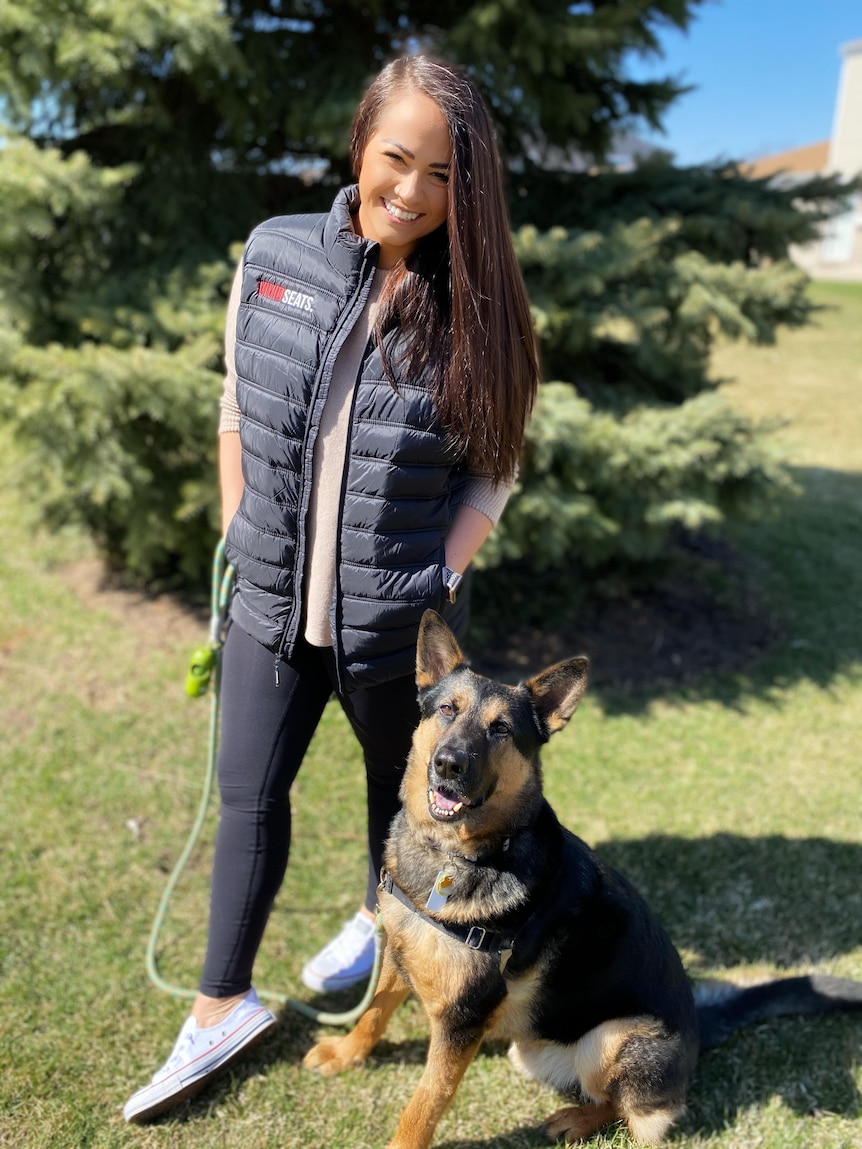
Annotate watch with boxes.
[443,565,463,604]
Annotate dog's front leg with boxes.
[303,943,409,1076]
[386,1020,483,1149]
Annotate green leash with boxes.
[145,539,383,1026]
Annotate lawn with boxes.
[0,282,860,1149]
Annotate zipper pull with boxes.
[274,653,281,687]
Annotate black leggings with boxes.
[199,623,418,997]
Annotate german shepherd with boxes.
[304,610,862,1148]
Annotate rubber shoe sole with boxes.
[301,962,373,993]
[123,1005,277,1123]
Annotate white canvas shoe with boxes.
[301,912,376,992]
[123,988,277,1122]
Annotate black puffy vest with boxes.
[225,187,470,691]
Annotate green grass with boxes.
[1,280,861,1148]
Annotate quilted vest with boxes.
[225,187,470,691]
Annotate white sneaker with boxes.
[123,988,277,1123]
[301,912,376,992]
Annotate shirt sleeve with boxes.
[218,262,243,435]
[460,469,517,527]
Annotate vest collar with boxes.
[324,184,379,269]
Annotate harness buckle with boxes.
[465,926,487,949]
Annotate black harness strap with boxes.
[378,870,515,973]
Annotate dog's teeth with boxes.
[452,803,463,813]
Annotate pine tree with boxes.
[0,0,851,587]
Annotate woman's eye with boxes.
[431,171,449,184]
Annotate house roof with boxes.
[743,140,830,179]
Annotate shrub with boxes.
[3,339,221,589]
[479,382,795,572]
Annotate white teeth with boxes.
[384,198,419,222]
[452,803,463,813]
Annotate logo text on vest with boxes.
[258,280,314,312]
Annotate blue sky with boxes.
[626,0,861,165]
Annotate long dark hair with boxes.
[350,56,539,483]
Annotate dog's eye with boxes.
[489,720,511,738]
[439,703,454,718]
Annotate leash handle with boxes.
[208,538,235,648]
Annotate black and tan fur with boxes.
[304,611,862,1149]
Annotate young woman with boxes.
[124,54,539,1122]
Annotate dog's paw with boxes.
[544,1102,615,1143]
[303,1036,366,1077]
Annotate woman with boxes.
[124,54,538,1123]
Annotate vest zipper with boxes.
[273,252,379,686]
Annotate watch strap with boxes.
[443,565,462,604]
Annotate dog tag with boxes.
[426,869,455,912]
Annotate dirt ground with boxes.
[64,539,773,697]
[470,553,773,693]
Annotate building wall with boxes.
[795,39,862,281]
[829,39,862,177]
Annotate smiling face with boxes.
[354,89,452,269]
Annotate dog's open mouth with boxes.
[427,786,484,821]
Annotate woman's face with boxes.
[355,89,451,269]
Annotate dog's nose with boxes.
[434,747,469,779]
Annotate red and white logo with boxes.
[258,280,314,313]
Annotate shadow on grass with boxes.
[595,832,862,969]
[434,1128,553,1149]
[469,467,862,716]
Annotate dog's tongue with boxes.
[432,789,461,811]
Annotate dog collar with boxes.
[378,869,515,973]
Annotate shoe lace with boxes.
[161,1026,198,1075]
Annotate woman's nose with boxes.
[395,169,422,204]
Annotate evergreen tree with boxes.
[0,0,851,588]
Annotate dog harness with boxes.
[378,869,516,973]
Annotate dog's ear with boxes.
[525,657,589,736]
[416,610,465,689]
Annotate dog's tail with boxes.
[695,975,862,1052]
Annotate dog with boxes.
[304,610,862,1149]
